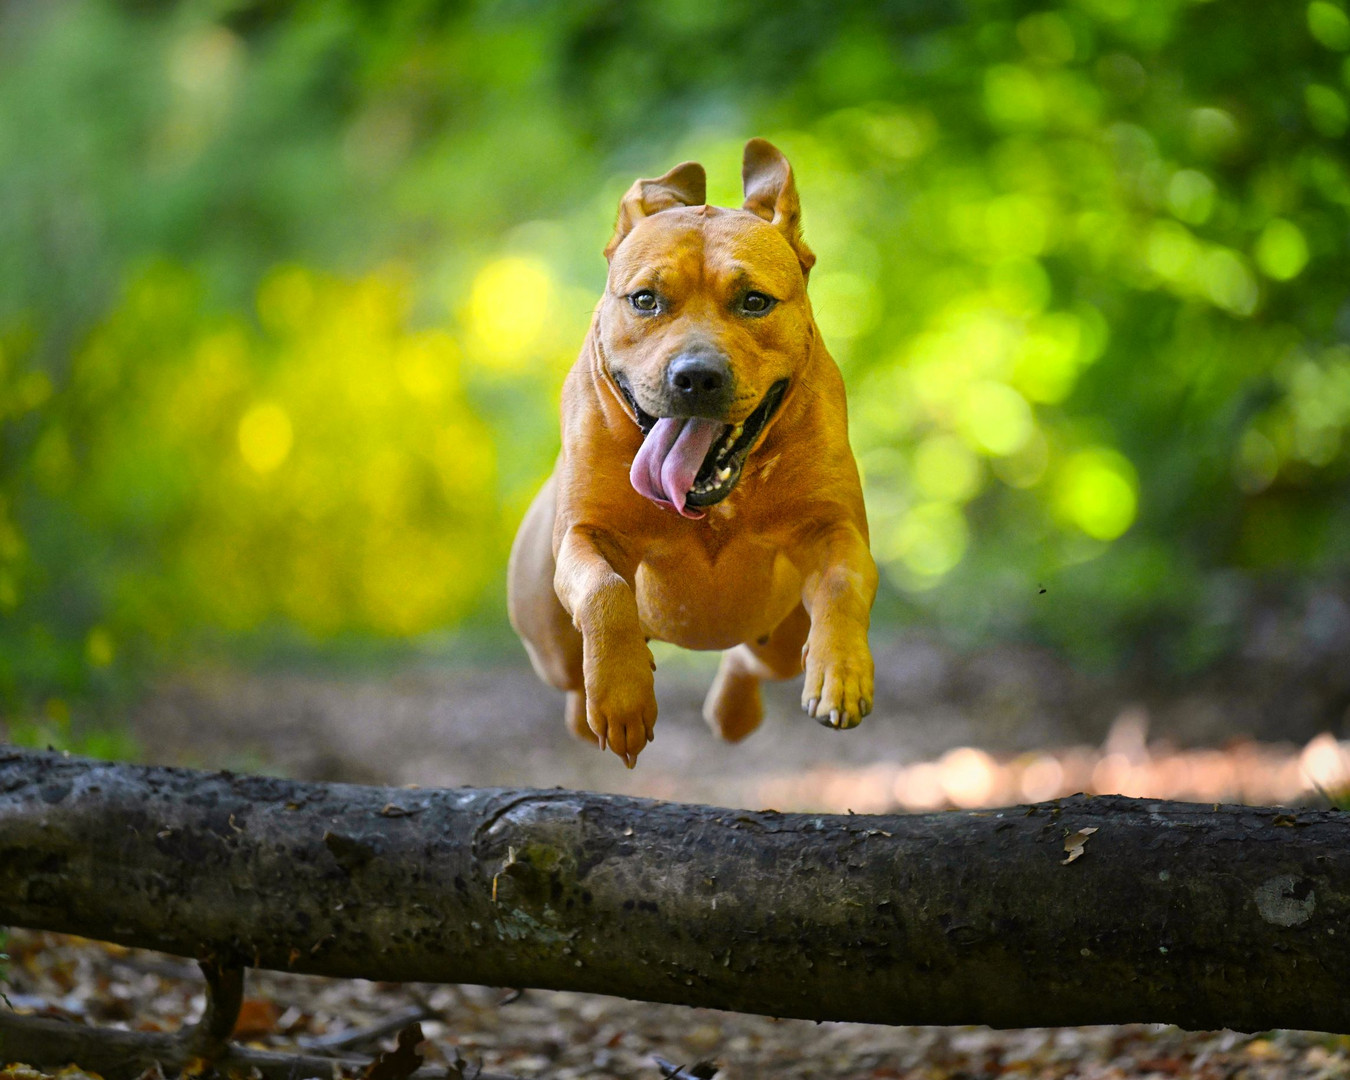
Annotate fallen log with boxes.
[1,748,1347,1036]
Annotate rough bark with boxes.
[1,748,1347,1033]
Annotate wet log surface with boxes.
[1,748,1346,1033]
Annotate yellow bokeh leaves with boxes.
[80,262,499,640]
[237,402,293,474]
[465,257,556,371]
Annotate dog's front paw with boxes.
[584,643,658,768]
[801,633,873,730]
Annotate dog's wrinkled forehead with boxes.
[607,208,806,299]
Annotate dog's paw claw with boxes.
[802,638,873,733]
[584,643,658,767]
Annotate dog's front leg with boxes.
[799,524,878,730]
[554,525,656,767]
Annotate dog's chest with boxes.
[633,535,800,650]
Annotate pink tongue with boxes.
[629,416,725,518]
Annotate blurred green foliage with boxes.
[1,0,1349,721]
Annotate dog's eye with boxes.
[740,292,776,316]
[630,290,659,313]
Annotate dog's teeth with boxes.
[717,466,732,482]
[731,424,744,440]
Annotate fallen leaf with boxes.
[232,996,282,1038]
[363,1021,425,1080]
[1061,826,1099,865]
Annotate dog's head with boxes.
[597,139,819,519]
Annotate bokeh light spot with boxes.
[1014,312,1083,404]
[984,65,1046,129]
[888,501,969,580]
[939,746,998,808]
[396,332,459,401]
[86,626,115,669]
[467,257,556,370]
[1146,221,1199,283]
[1200,249,1259,316]
[1055,448,1138,540]
[958,381,1034,456]
[1187,107,1240,158]
[1309,1,1350,50]
[1306,84,1350,137]
[1302,732,1350,789]
[1017,12,1077,65]
[913,434,982,502]
[238,402,294,474]
[1256,219,1311,280]
[1166,169,1216,225]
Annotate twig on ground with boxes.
[299,1003,437,1052]
[654,1056,719,1079]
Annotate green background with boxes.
[2,0,1348,735]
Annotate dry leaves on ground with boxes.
[6,931,1350,1079]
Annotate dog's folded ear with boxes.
[605,161,707,259]
[742,138,817,277]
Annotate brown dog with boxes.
[508,139,876,768]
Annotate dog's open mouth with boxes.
[618,377,788,518]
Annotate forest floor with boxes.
[6,625,1350,1079]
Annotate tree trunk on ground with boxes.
[1,748,1347,1033]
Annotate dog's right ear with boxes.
[604,161,707,260]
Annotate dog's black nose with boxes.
[665,351,733,417]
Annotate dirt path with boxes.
[130,636,1120,801]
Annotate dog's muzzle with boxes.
[620,375,788,519]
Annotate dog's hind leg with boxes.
[703,604,810,742]
[508,477,595,745]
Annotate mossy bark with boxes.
[1,748,1347,1032]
